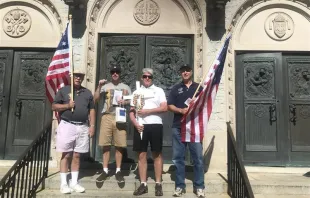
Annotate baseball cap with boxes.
[179,64,192,71]
[110,65,121,72]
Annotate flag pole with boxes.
[191,26,232,100]
[69,14,74,112]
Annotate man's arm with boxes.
[146,102,168,114]
[52,102,74,112]
[168,104,187,115]
[89,109,96,126]
[94,79,107,103]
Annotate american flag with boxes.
[181,33,231,142]
[45,22,71,103]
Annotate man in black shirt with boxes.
[52,69,95,194]
[167,64,205,198]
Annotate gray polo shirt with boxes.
[53,85,95,122]
[100,82,131,114]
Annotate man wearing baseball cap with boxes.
[52,69,96,194]
[94,65,131,184]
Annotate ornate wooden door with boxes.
[236,53,287,165]
[4,51,53,159]
[237,53,310,166]
[0,50,13,158]
[96,35,193,163]
[284,55,310,165]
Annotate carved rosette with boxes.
[134,0,160,25]
[87,0,203,84]
[264,12,294,41]
[3,9,31,38]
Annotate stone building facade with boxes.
[1,0,310,170]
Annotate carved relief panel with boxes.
[146,36,192,96]
[18,54,51,96]
[0,55,7,95]
[243,58,275,99]
[102,36,145,91]
[3,9,32,38]
[287,59,310,99]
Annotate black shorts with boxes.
[133,124,163,152]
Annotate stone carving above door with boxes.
[264,12,294,41]
[3,9,32,38]
[133,0,160,25]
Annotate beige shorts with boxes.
[99,114,127,147]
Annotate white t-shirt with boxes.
[130,84,167,124]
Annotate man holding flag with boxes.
[45,18,96,194]
[167,64,204,198]
[168,33,231,198]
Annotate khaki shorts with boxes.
[99,114,127,147]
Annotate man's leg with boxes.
[59,152,72,193]
[188,142,205,196]
[152,152,163,183]
[103,146,111,172]
[115,147,123,171]
[71,152,80,185]
[138,152,147,183]
[172,128,186,196]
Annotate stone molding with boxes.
[225,0,310,131]
[86,0,204,84]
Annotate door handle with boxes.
[289,104,296,125]
[0,98,2,113]
[15,99,22,119]
[269,104,277,124]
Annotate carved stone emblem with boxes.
[133,0,160,25]
[3,9,31,38]
[265,12,294,41]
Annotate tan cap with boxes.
[73,69,85,75]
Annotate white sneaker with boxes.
[195,188,205,198]
[70,183,85,193]
[60,184,71,194]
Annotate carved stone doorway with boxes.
[94,34,193,164]
[236,52,310,166]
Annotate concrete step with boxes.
[36,190,230,198]
[254,195,309,198]
[44,169,227,194]
[248,172,310,195]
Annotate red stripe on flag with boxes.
[51,53,69,62]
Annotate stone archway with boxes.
[0,0,63,47]
[226,0,310,126]
[86,0,204,85]
[226,0,310,166]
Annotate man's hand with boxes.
[135,124,144,133]
[68,100,75,109]
[137,109,150,117]
[179,107,188,115]
[89,126,95,138]
[118,99,126,105]
[98,79,107,86]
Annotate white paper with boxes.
[123,95,132,100]
[136,81,141,90]
[184,98,192,106]
[112,90,123,105]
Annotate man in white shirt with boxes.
[129,68,167,196]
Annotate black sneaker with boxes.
[115,171,125,183]
[155,183,163,196]
[96,171,110,182]
[133,183,148,196]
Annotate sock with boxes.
[116,168,121,173]
[60,173,67,186]
[71,171,79,186]
[141,182,147,186]
[103,168,108,174]
[156,182,161,184]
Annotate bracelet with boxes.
[90,125,95,127]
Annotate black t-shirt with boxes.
[167,82,202,128]
[53,85,95,122]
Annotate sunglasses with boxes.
[110,70,120,75]
[73,74,84,78]
[142,75,153,79]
